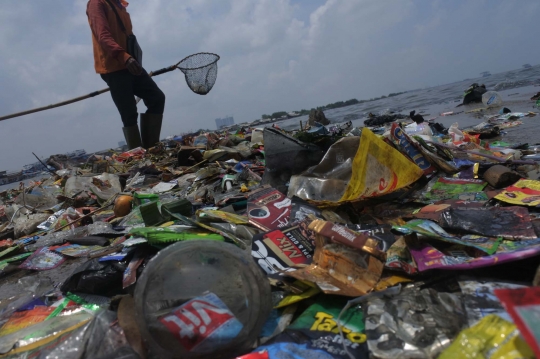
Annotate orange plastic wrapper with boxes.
[287,234,383,297]
[114,147,146,162]
[0,306,55,336]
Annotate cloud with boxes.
[0,0,539,170]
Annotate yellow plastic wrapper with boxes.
[196,209,250,225]
[439,314,534,359]
[274,281,320,309]
[495,179,540,207]
[340,128,424,202]
[287,129,424,205]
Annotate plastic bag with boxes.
[64,173,121,202]
[0,313,93,356]
[13,213,50,238]
[346,128,424,203]
[289,129,424,204]
[287,136,360,203]
[448,122,464,142]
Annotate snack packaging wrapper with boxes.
[439,314,534,359]
[495,287,540,357]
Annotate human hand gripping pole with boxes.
[0,53,220,122]
[126,57,143,76]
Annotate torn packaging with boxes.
[308,219,386,260]
[440,206,536,240]
[247,187,292,231]
[389,123,437,176]
[287,234,383,297]
[251,221,315,275]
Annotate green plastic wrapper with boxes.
[129,226,225,245]
[263,295,369,359]
[393,219,501,255]
[133,192,159,206]
[0,253,32,272]
[421,177,487,202]
[439,314,534,359]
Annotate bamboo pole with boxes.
[0,64,178,122]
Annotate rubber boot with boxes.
[122,125,143,150]
[140,113,163,149]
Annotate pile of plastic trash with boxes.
[2,104,540,359]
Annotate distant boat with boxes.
[523,64,532,70]
[480,71,491,78]
[287,112,301,119]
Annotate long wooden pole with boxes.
[0,64,177,122]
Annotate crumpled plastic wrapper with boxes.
[360,286,467,359]
[287,234,383,297]
[25,222,123,252]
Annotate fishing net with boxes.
[178,53,220,95]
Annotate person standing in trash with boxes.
[87,0,165,150]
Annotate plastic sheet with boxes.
[287,136,359,203]
[60,259,127,297]
[0,312,93,356]
[410,238,540,271]
[64,173,121,202]
[25,222,121,252]
[440,206,536,240]
[13,213,50,239]
[262,128,325,193]
[0,277,54,332]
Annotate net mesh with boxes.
[178,53,220,95]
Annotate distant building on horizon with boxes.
[118,141,127,148]
[215,116,234,129]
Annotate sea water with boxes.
[273,65,540,144]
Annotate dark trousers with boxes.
[101,69,165,127]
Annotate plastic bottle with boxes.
[134,240,271,359]
[482,91,503,107]
[404,123,433,136]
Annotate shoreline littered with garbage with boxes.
[0,83,540,358]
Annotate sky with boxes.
[0,0,539,170]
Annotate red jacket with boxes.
[87,0,133,74]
